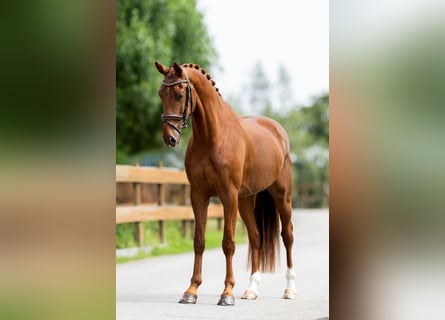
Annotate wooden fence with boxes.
[116,164,224,246]
[295,183,329,208]
[116,165,328,247]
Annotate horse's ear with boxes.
[155,61,168,75]
[172,61,183,77]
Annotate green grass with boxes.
[116,219,247,264]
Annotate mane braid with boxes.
[182,63,222,97]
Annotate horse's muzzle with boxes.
[162,121,181,147]
[163,133,180,147]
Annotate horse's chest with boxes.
[186,153,242,187]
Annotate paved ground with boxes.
[116,209,329,320]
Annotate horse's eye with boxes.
[176,92,183,100]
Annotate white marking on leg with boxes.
[242,272,260,299]
[283,268,297,299]
[247,271,261,294]
[286,268,296,291]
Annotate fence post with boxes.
[157,182,166,244]
[133,179,143,247]
[189,220,195,238]
[180,185,194,239]
[322,182,329,207]
[181,185,188,238]
[217,218,223,231]
[186,186,194,238]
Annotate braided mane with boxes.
[182,63,222,97]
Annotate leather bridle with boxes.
[160,68,193,135]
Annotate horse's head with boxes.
[155,61,193,147]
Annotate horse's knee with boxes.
[194,236,205,255]
[222,237,235,256]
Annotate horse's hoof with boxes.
[179,293,197,304]
[241,289,258,300]
[217,294,235,306]
[283,289,297,300]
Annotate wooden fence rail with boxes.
[116,164,224,246]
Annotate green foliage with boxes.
[116,221,165,249]
[116,223,137,248]
[116,0,216,160]
[299,94,329,147]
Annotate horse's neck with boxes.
[190,73,240,146]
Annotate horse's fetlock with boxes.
[191,276,202,287]
[224,278,235,288]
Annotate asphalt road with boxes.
[116,209,329,320]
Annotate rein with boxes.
[161,68,193,135]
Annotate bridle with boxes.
[160,68,193,135]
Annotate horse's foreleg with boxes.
[217,192,238,306]
[179,189,209,304]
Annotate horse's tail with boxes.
[248,189,280,273]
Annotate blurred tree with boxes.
[276,64,294,112]
[299,94,329,147]
[247,61,272,114]
[169,0,216,64]
[116,0,216,162]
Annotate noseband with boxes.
[161,69,193,135]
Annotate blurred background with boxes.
[1,0,445,319]
[331,0,445,319]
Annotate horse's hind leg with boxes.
[238,195,261,300]
[280,203,297,300]
[268,158,297,299]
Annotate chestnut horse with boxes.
[155,61,297,306]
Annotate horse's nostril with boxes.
[168,136,177,146]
